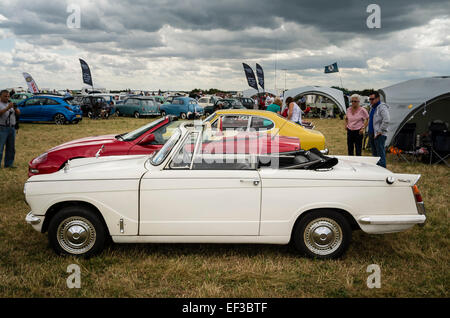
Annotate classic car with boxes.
[27,116,301,176]
[160,96,204,119]
[205,109,327,152]
[236,97,255,109]
[197,95,219,109]
[115,96,160,118]
[79,95,113,118]
[10,92,33,104]
[204,99,246,117]
[17,95,83,124]
[25,122,426,259]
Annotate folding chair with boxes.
[391,123,417,163]
[429,120,450,167]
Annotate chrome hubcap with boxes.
[57,217,96,254]
[304,217,342,255]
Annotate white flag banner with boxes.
[22,72,40,93]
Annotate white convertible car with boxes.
[24,123,426,259]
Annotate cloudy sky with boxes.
[0,0,449,91]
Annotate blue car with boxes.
[159,97,204,119]
[18,95,83,124]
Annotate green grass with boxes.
[0,116,448,297]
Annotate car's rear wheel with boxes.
[116,110,121,117]
[134,111,140,118]
[292,210,351,259]
[54,113,66,125]
[48,206,107,257]
[180,112,187,120]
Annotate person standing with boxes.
[285,96,302,125]
[345,94,369,156]
[368,91,390,167]
[266,98,282,114]
[0,90,20,168]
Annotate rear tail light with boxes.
[64,106,73,111]
[412,185,423,203]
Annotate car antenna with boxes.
[95,145,104,158]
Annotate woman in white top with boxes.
[285,96,302,125]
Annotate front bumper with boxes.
[25,212,44,232]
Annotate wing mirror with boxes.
[139,134,155,145]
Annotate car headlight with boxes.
[32,152,48,165]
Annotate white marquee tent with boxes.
[379,76,450,146]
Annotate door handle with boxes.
[240,179,260,186]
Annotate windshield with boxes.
[121,117,166,141]
[151,128,182,165]
[203,113,216,123]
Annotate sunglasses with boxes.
[351,100,359,103]
[369,98,376,101]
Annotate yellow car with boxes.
[204,109,326,151]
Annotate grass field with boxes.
[0,116,448,297]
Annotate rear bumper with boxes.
[358,214,426,234]
[359,215,426,225]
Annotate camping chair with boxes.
[391,123,417,163]
[428,120,450,167]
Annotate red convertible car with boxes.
[28,116,301,176]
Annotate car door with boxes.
[139,131,262,236]
[41,98,61,121]
[19,97,43,120]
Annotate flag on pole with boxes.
[324,62,339,73]
[255,63,265,91]
[79,59,93,86]
[242,63,258,91]
[22,72,39,93]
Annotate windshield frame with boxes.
[150,128,182,166]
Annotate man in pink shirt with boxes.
[345,94,369,156]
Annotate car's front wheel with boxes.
[180,112,187,120]
[134,111,140,118]
[161,110,166,117]
[292,210,351,259]
[48,206,107,257]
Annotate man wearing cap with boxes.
[0,89,20,168]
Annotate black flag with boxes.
[79,58,93,86]
[242,63,258,91]
[255,63,264,90]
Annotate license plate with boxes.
[76,115,81,118]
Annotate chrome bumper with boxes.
[359,215,426,225]
[321,148,329,155]
[25,212,41,225]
